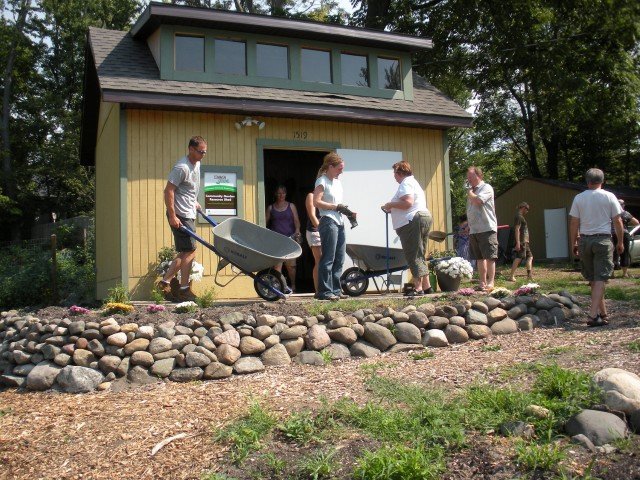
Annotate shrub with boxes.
[196,287,217,308]
[105,283,130,304]
[353,444,445,480]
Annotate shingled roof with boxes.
[81,22,472,165]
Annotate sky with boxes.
[337,0,354,14]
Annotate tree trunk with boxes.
[364,0,392,29]
[1,0,31,240]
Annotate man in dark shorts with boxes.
[156,136,206,302]
[508,202,533,282]
[569,168,624,327]
[466,166,498,292]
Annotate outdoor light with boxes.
[235,116,265,130]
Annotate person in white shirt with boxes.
[569,168,624,327]
[466,166,498,292]
[382,161,433,297]
[313,152,355,301]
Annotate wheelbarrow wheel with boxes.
[341,267,369,297]
[254,268,287,301]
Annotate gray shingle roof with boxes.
[88,27,472,128]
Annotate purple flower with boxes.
[69,305,91,315]
[456,288,476,296]
[146,304,166,313]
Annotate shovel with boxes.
[428,230,453,242]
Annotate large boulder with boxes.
[394,323,422,344]
[350,341,381,358]
[26,362,62,391]
[305,325,331,351]
[234,357,265,374]
[565,409,628,446]
[56,366,104,393]
[422,330,448,347]
[363,323,397,351]
[444,325,468,344]
[491,319,518,335]
[261,344,291,366]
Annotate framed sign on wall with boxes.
[199,166,243,223]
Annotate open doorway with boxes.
[264,149,328,294]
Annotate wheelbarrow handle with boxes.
[197,209,219,227]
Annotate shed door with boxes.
[544,208,569,259]
[338,149,405,288]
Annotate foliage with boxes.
[155,246,177,276]
[103,302,134,315]
[296,448,338,480]
[514,440,566,473]
[279,410,322,443]
[410,350,434,360]
[214,402,277,464]
[627,341,640,353]
[319,349,333,365]
[105,282,130,304]
[353,444,445,480]
[196,286,217,308]
[0,243,95,309]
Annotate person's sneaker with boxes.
[156,280,172,299]
[175,287,197,302]
[337,293,349,299]
[586,315,606,327]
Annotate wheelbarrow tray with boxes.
[213,218,302,273]
[346,244,407,271]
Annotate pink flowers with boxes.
[69,305,91,315]
[513,283,540,296]
[456,287,476,296]
[147,304,166,313]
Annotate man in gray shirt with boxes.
[466,166,498,292]
[157,136,206,302]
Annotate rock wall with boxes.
[0,292,581,393]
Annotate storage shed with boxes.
[495,177,640,261]
[81,2,473,299]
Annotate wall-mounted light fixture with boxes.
[235,116,265,131]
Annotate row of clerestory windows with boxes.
[174,34,402,91]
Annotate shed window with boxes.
[175,35,204,72]
[301,48,331,83]
[378,57,401,90]
[341,53,369,87]
[214,39,246,75]
[256,43,289,79]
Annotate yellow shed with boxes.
[495,177,640,261]
[81,2,473,300]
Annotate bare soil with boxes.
[1,289,640,479]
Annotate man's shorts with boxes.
[579,235,613,281]
[469,231,498,260]
[306,230,321,247]
[169,214,197,252]
[512,242,533,260]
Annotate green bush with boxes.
[353,444,444,480]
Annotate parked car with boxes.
[630,225,640,265]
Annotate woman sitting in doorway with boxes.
[266,185,301,292]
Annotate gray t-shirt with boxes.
[466,181,497,234]
[167,156,200,219]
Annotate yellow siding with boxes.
[95,102,122,299]
[495,179,579,260]
[125,111,448,299]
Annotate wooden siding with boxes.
[495,179,579,261]
[95,102,122,299]
[125,111,447,299]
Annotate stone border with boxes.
[0,291,581,393]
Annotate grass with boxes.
[214,402,277,464]
[627,340,640,353]
[410,350,434,360]
[480,344,502,352]
[212,364,607,478]
[319,349,333,365]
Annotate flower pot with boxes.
[435,271,461,292]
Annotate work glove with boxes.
[336,204,358,229]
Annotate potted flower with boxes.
[156,246,204,285]
[431,256,473,292]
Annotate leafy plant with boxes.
[319,349,333,365]
[149,286,164,304]
[481,344,502,352]
[261,452,286,476]
[627,340,640,353]
[196,286,217,308]
[279,410,322,444]
[105,283,130,304]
